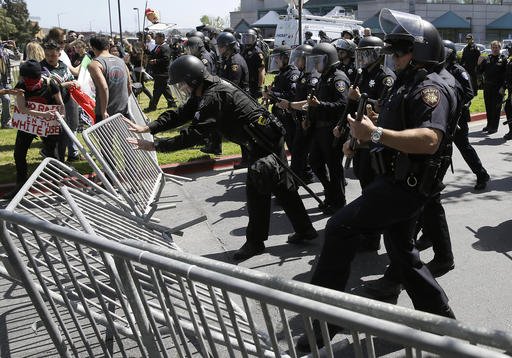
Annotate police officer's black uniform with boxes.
[218,52,249,92]
[335,39,357,83]
[242,45,265,98]
[146,56,316,260]
[199,49,216,75]
[269,47,300,155]
[146,35,176,110]
[460,37,480,95]
[338,59,356,84]
[478,50,507,133]
[308,43,350,213]
[295,11,455,353]
[289,45,319,182]
[444,41,490,189]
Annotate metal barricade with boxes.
[1,209,511,358]
[81,113,191,220]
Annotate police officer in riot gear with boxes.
[127,55,317,261]
[343,35,395,251]
[265,46,300,156]
[304,31,316,46]
[169,34,184,60]
[341,29,354,40]
[444,40,490,190]
[277,44,318,183]
[295,9,456,353]
[240,29,266,99]
[305,42,349,214]
[184,36,216,75]
[477,40,507,134]
[216,31,250,164]
[334,38,357,83]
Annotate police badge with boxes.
[421,87,440,107]
[335,80,346,93]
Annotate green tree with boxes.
[200,15,224,29]
[1,0,39,44]
[0,8,16,40]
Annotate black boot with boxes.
[233,241,265,261]
[287,227,318,244]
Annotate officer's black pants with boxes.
[505,96,512,132]
[149,76,175,109]
[483,84,504,131]
[417,193,453,262]
[353,148,375,189]
[245,145,313,243]
[453,108,487,177]
[312,176,453,317]
[290,121,313,179]
[279,113,296,155]
[468,72,478,97]
[309,125,345,206]
[14,131,60,186]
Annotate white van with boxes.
[274,4,364,47]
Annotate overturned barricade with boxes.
[1,203,512,357]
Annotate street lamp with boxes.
[57,12,65,28]
[133,7,141,33]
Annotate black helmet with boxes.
[342,29,354,39]
[169,55,206,86]
[268,45,291,73]
[240,28,258,46]
[380,9,443,65]
[443,39,457,64]
[306,43,338,73]
[216,31,237,48]
[185,36,205,55]
[334,38,356,57]
[355,36,384,68]
[290,44,313,68]
[187,31,205,41]
[305,31,312,37]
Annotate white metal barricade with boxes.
[80,113,192,221]
[1,210,511,358]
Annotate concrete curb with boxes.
[0,112,489,197]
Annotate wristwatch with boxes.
[371,126,383,143]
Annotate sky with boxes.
[25,0,240,33]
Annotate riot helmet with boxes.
[187,31,205,41]
[290,44,313,70]
[216,31,238,58]
[306,42,338,74]
[342,29,354,40]
[168,55,206,103]
[305,31,313,38]
[240,29,258,46]
[268,45,291,73]
[185,36,204,56]
[334,38,356,59]
[355,35,384,69]
[443,39,457,64]
[379,8,444,66]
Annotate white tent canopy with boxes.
[252,11,280,26]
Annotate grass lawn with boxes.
[0,84,488,185]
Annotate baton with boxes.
[344,93,369,169]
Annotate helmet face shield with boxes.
[289,49,307,70]
[305,54,327,74]
[268,53,287,73]
[170,82,192,105]
[379,8,423,41]
[240,33,257,45]
[355,47,381,68]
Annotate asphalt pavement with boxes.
[1,118,512,356]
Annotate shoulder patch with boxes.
[421,87,440,108]
[202,58,208,65]
[383,76,394,87]
[310,77,318,86]
[335,80,346,93]
[461,71,469,81]
[231,64,239,72]
[290,74,299,82]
